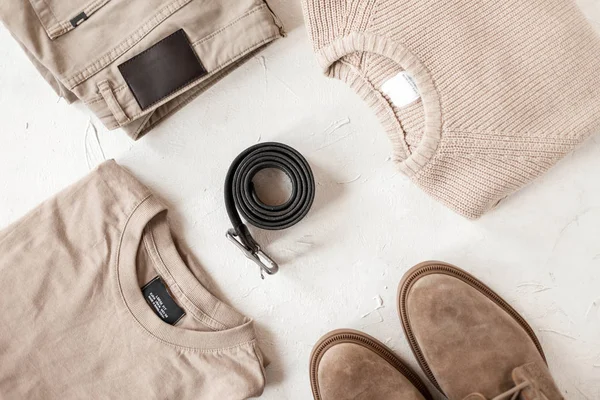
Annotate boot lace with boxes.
[491,381,532,400]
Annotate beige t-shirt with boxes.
[0,161,266,399]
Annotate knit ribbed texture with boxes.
[302,0,600,218]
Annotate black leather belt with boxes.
[225,142,315,278]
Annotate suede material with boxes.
[405,274,547,399]
[512,363,562,400]
[316,343,425,400]
[463,395,486,400]
[461,363,564,400]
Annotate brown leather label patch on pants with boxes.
[118,29,207,110]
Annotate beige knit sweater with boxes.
[302,0,600,219]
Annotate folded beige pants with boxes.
[0,0,283,139]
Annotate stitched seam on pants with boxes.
[54,0,111,35]
[86,84,128,105]
[132,113,154,138]
[29,0,62,36]
[124,34,279,123]
[108,33,279,130]
[82,4,269,104]
[106,98,129,125]
[66,0,192,88]
[134,34,279,136]
[190,6,264,46]
[84,0,110,15]
[83,6,279,128]
[98,80,130,125]
[39,0,59,23]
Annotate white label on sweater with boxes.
[381,71,420,108]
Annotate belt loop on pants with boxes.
[98,80,131,126]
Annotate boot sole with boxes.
[309,328,433,400]
[397,261,547,396]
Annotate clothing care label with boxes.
[381,71,421,108]
[142,276,186,325]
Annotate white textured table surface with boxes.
[1,2,600,399]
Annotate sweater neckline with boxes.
[315,32,442,178]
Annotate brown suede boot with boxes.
[309,329,433,400]
[398,261,564,400]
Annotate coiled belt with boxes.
[225,142,315,278]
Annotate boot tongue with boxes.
[511,362,563,400]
